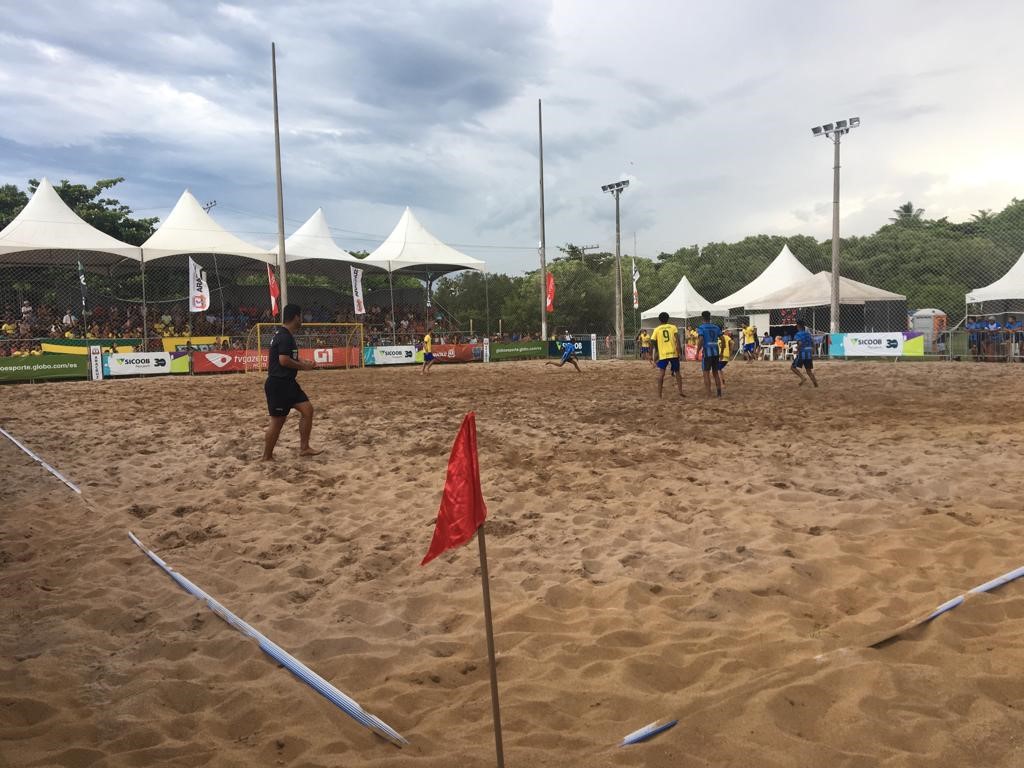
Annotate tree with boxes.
[0,184,29,230]
[890,201,924,224]
[26,177,159,245]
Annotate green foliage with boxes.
[434,197,1024,333]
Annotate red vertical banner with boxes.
[268,264,281,316]
[545,272,555,313]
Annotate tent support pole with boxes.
[388,264,396,345]
[141,249,149,351]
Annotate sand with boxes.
[2,359,1024,767]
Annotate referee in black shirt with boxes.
[262,304,322,460]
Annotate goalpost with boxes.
[244,323,364,373]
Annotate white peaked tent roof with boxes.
[364,207,485,274]
[274,208,363,265]
[745,271,906,310]
[966,251,1024,303]
[0,177,140,263]
[141,190,271,262]
[713,244,813,310]
[641,275,719,324]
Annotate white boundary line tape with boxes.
[0,426,81,494]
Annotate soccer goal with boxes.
[244,323,364,373]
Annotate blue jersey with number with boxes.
[794,330,814,360]
[697,323,721,358]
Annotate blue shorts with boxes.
[424,352,434,362]
[656,358,680,373]
[701,355,720,372]
[792,357,813,370]
[743,343,756,353]
[718,359,729,371]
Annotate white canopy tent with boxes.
[745,271,906,310]
[363,207,485,275]
[0,177,140,265]
[712,244,812,311]
[966,251,1024,304]
[140,190,271,263]
[363,207,485,339]
[274,208,385,277]
[640,275,720,328]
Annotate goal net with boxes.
[243,323,364,373]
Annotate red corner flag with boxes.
[268,264,281,316]
[421,412,488,566]
[545,271,555,313]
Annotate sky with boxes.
[1,0,1022,274]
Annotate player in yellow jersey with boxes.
[421,327,435,375]
[636,328,653,366]
[741,323,757,361]
[650,312,684,399]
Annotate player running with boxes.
[650,312,684,399]
[545,331,582,372]
[696,310,723,398]
[791,319,819,387]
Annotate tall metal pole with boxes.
[614,189,624,357]
[272,42,288,318]
[830,132,841,334]
[538,99,548,340]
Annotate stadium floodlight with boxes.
[601,179,630,358]
[601,180,630,194]
[811,115,862,334]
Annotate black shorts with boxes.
[792,357,814,370]
[265,377,309,417]
[701,355,720,372]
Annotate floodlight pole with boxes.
[813,117,859,334]
[602,180,629,358]
[613,188,624,357]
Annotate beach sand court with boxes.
[2,359,1024,767]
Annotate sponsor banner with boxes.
[830,332,924,358]
[684,344,698,361]
[297,347,362,367]
[41,341,135,355]
[365,346,417,365]
[89,345,103,381]
[351,266,365,315]
[161,336,230,353]
[103,351,190,376]
[491,341,546,360]
[189,257,211,312]
[0,354,89,382]
[483,337,491,363]
[38,337,142,354]
[414,344,482,364]
[193,350,267,373]
[547,338,593,358]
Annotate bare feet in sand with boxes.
[299,447,323,457]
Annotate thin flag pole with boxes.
[140,249,149,350]
[272,41,288,318]
[477,524,505,768]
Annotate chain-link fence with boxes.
[4,203,1024,362]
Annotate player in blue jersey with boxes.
[545,331,582,372]
[696,310,723,398]
[790,319,818,387]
